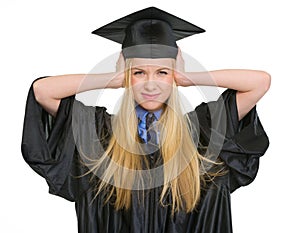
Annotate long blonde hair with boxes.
[87,58,222,214]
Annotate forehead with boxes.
[130,58,174,69]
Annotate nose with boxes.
[143,74,157,92]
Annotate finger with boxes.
[177,47,183,58]
[116,52,125,72]
[118,52,124,60]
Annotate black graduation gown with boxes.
[21,78,269,233]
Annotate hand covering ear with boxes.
[174,48,190,86]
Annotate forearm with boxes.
[181,69,271,120]
[33,72,122,100]
[33,72,123,117]
[185,69,271,92]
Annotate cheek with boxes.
[131,77,143,99]
[131,76,138,86]
[131,76,145,90]
[161,77,174,92]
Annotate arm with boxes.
[33,55,125,117]
[175,51,271,120]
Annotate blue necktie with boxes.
[138,112,156,143]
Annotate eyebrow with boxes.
[131,67,171,70]
[158,67,171,70]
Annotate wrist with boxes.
[174,71,192,87]
[110,71,124,88]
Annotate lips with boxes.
[141,93,160,100]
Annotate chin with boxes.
[140,101,164,111]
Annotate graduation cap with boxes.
[92,7,205,59]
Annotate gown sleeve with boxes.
[195,88,269,193]
[21,77,109,201]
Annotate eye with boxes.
[133,71,144,76]
[158,70,169,75]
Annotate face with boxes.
[130,58,174,111]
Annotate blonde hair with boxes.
[87,58,223,214]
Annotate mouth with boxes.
[141,93,160,100]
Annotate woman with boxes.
[22,7,270,233]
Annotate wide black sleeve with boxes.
[195,89,269,192]
[21,78,109,201]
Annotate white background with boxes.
[1,0,299,232]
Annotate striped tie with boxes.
[138,112,157,143]
[146,112,156,130]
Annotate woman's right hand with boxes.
[115,52,126,87]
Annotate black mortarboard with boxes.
[92,7,205,59]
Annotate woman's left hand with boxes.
[174,48,192,86]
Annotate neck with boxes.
[135,105,164,120]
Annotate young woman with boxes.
[21,7,270,233]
